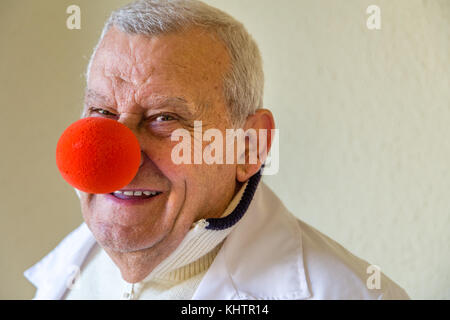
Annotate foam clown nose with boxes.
[56,117,141,194]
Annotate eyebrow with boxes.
[84,89,114,108]
[84,89,197,117]
[141,95,194,116]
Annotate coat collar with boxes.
[192,182,311,300]
[24,182,311,300]
[24,223,97,299]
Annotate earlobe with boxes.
[234,109,275,182]
[238,109,275,182]
[236,163,258,183]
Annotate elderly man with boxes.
[25,0,409,300]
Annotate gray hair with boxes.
[86,0,264,126]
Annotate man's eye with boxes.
[154,114,176,122]
[91,108,117,117]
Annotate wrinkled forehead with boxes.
[88,26,231,91]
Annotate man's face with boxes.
[80,26,238,253]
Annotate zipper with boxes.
[193,218,209,230]
[122,283,135,300]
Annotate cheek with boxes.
[81,194,121,229]
[80,194,97,222]
[145,132,236,188]
[141,137,189,179]
[191,164,234,199]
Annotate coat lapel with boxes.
[193,182,311,300]
[24,223,96,299]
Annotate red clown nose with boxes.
[56,117,141,194]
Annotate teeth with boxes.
[113,190,159,197]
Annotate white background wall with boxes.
[1,0,448,299]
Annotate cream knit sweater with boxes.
[65,181,248,300]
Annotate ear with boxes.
[236,109,275,182]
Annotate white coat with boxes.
[24,182,409,299]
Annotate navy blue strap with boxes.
[205,166,263,230]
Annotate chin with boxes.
[90,220,166,253]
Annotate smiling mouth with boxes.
[110,190,162,200]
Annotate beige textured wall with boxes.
[0,0,448,299]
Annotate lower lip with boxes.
[104,192,162,205]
